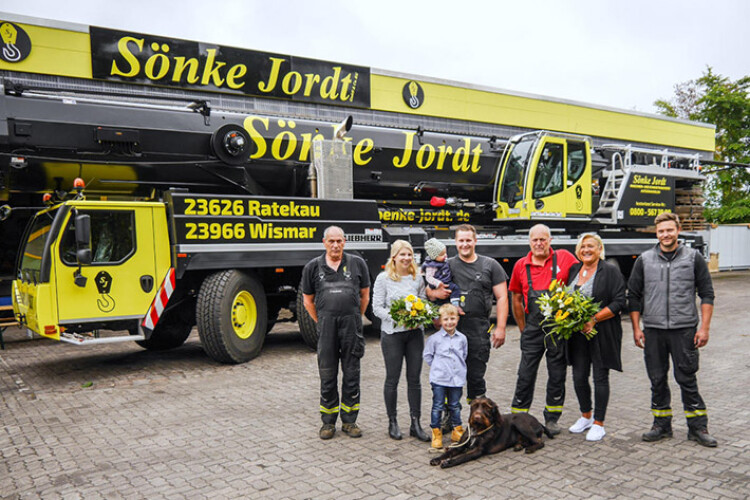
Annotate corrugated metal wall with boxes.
[708,224,750,270]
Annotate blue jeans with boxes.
[430,383,462,429]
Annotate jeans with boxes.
[430,383,462,429]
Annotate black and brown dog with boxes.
[430,396,554,468]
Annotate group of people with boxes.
[301,212,717,449]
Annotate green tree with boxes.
[655,68,750,223]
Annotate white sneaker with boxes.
[586,424,606,441]
[568,416,594,433]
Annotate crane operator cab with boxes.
[493,131,592,221]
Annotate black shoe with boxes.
[642,426,673,442]
[388,418,402,440]
[409,417,430,442]
[545,420,561,436]
[319,424,336,440]
[688,428,717,448]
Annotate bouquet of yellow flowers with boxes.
[389,294,439,329]
[536,279,600,345]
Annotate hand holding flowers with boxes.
[389,294,439,329]
[537,279,600,345]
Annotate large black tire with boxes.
[197,270,267,364]
[296,285,318,351]
[133,308,193,351]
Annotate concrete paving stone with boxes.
[1,271,749,498]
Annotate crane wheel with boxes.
[296,284,318,351]
[133,308,193,351]
[197,270,267,363]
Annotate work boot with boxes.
[642,425,673,442]
[319,423,336,440]
[687,428,718,448]
[451,425,465,443]
[388,417,402,440]
[545,420,561,436]
[341,422,362,438]
[430,428,443,450]
[409,416,429,442]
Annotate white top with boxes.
[372,272,427,334]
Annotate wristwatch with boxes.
[592,316,598,324]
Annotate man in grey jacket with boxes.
[628,212,716,447]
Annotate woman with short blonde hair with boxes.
[566,233,625,442]
[372,239,430,442]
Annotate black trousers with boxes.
[569,333,610,422]
[511,325,567,423]
[317,313,365,425]
[380,329,424,418]
[457,316,491,401]
[644,326,707,430]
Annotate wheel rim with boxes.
[231,290,257,339]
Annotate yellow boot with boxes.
[431,428,443,450]
[451,425,464,443]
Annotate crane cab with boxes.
[493,131,593,222]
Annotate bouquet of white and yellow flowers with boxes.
[389,294,439,329]
[536,279,600,345]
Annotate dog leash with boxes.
[445,424,495,449]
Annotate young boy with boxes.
[422,238,462,309]
[423,303,468,450]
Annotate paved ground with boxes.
[1,271,749,499]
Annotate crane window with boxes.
[500,138,535,205]
[567,142,586,183]
[532,143,564,198]
[60,210,136,266]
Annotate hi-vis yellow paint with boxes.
[494,136,592,221]
[0,21,91,78]
[371,74,715,152]
[14,200,172,338]
[52,203,169,326]
[0,15,715,153]
[13,280,57,339]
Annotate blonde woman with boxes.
[372,240,430,441]
[567,233,626,442]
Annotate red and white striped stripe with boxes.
[141,268,176,332]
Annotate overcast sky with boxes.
[3,0,748,114]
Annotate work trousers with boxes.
[569,333,610,422]
[381,329,424,419]
[317,313,365,425]
[644,326,708,430]
[512,325,567,423]
[457,315,491,401]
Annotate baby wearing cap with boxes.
[421,238,462,310]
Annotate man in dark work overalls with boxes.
[302,226,371,440]
[508,224,578,435]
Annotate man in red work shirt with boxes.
[508,224,578,435]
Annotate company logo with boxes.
[402,80,424,109]
[0,22,32,63]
